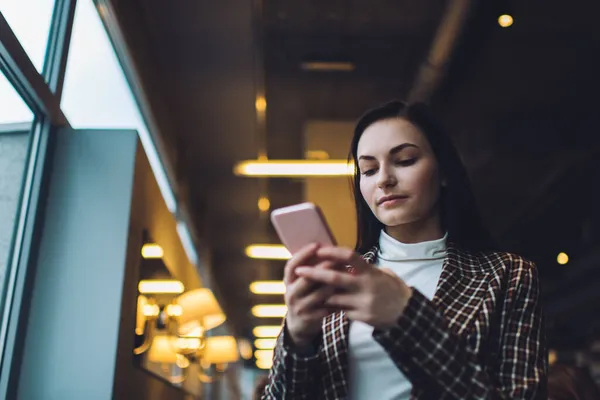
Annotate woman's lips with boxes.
[377,195,409,207]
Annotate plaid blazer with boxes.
[262,244,547,399]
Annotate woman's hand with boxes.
[295,246,413,330]
[283,244,338,347]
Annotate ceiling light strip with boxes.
[253,325,283,338]
[250,281,286,294]
[246,245,290,260]
[252,305,287,318]
[234,160,354,177]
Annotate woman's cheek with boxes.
[361,180,377,209]
[411,164,437,196]
[359,181,370,205]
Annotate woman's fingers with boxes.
[325,293,356,310]
[315,246,371,274]
[293,284,335,316]
[295,266,359,290]
[287,260,339,299]
[313,259,343,272]
[287,277,320,301]
[283,243,319,285]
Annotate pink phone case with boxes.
[270,202,336,255]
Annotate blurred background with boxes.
[1,0,600,399]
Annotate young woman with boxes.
[262,101,547,399]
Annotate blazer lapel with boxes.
[432,243,490,336]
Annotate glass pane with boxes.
[0,0,56,73]
[61,0,176,213]
[0,68,34,310]
[0,72,33,124]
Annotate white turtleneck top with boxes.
[348,230,448,400]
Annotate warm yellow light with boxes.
[549,349,557,365]
[254,349,274,360]
[250,281,286,294]
[141,243,164,259]
[557,252,569,265]
[142,303,160,318]
[234,160,354,177]
[176,354,190,369]
[176,288,226,333]
[252,305,287,318]
[253,325,282,338]
[245,245,291,260]
[136,295,149,335]
[175,337,201,351]
[255,96,267,113]
[165,304,183,317]
[138,279,184,294]
[238,338,254,360]
[258,196,271,212]
[498,14,513,28]
[305,150,330,160]
[180,326,204,338]
[203,336,240,364]
[254,338,277,350]
[148,335,178,364]
[256,358,273,369]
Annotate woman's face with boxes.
[357,117,442,230]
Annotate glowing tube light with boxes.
[245,245,290,260]
[234,160,354,177]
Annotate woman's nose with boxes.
[377,166,397,188]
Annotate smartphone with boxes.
[270,202,336,256]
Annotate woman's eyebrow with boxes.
[358,143,419,160]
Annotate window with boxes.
[0,69,33,311]
[0,0,55,73]
[61,0,176,213]
[0,3,195,396]
[0,70,33,124]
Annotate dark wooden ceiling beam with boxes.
[408,0,475,103]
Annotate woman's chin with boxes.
[376,211,415,227]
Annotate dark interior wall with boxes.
[113,145,201,400]
[102,0,212,254]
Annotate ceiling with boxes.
[109,0,600,351]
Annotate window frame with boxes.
[0,1,76,398]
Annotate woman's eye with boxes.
[361,169,377,176]
[396,158,417,167]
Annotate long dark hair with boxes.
[349,100,495,254]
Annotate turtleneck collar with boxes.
[377,230,448,262]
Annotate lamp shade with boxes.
[148,335,178,364]
[203,336,239,364]
[176,288,226,334]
